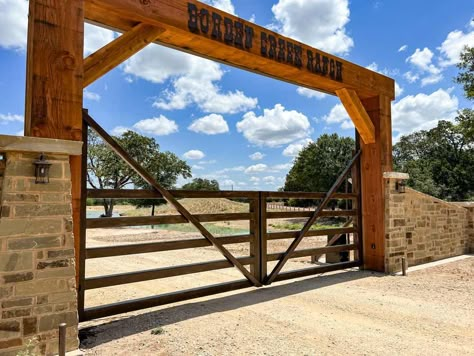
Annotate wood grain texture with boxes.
[336,88,376,144]
[360,96,387,272]
[84,0,395,100]
[84,23,165,87]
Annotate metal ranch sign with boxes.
[187,3,343,82]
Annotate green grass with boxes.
[150,223,248,236]
[268,222,345,231]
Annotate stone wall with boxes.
[384,173,472,273]
[0,136,82,355]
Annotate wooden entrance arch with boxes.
[24,0,394,280]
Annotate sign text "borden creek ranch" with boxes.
[187,3,343,82]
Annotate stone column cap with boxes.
[0,135,82,155]
[383,172,409,180]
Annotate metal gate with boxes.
[78,110,362,322]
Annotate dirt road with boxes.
[80,229,473,356]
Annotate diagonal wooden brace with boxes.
[83,23,165,88]
[83,111,261,287]
[336,88,375,144]
[265,151,361,285]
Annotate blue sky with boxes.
[0,0,473,190]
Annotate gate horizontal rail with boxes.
[80,111,363,321]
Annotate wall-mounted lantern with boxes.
[34,153,52,184]
[396,180,406,193]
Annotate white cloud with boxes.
[200,0,236,15]
[222,179,236,187]
[406,48,443,86]
[124,45,257,114]
[271,0,353,55]
[272,163,292,171]
[392,88,459,140]
[237,104,311,147]
[249,152,265,161]
[83,90,101,102]
[0,113,23,124]
[188,114,229,135]
[296,87,328,100]
[245,164,268,174]
[183,150,206,160]
[111,126,132,136]
[322,103,353,130]
[192,165,205,170]
[395,82,404,97]
[263,176,276,183]
[0,0,28,50]
[283,139,312,157]
[398,45,408,52]
[250,177,260,182]
[403,71,420,83]
[133,115,178,136]
[84,23,115,56]
[438,29,474,67]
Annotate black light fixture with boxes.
[34,153,52,184]
[396,180,406,193]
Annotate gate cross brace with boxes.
[265,151,361,285]
[83,111,261,287]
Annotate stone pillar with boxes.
[383,172,409,274]
[0,135,82,355]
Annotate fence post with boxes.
[249,197,261,283]
[259,192,268,283]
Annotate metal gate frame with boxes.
[78,111,363,321]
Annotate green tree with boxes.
[182,178,220,191]
[87,129,191,217]
[284,134,355,206]
[455,46,474,100]
[394,112,474,201]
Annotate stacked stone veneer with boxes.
[0,136,82,355]
[384,173,472,273]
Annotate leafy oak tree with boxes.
[284,134,355,206]
[87,129,191,217]
[455,46,474,100]
[182,178,220,191]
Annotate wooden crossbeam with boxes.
[83,111,261,287]
[265,151,361,285]
[311,218,353,263]
[83,23,165,87]
[336,88,376,144]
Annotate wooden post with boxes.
[24,0,84,284]
[359,95,392,272]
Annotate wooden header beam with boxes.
[84,0,394,100]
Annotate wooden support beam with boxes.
[83,23,165,87]
[359,96,392,272]
[336,88,376,144]
[24,0,85,287]
[84,0,395,100]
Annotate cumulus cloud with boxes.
[124,45,257,114]
[111,126,132,136]
[322,103,353,130]
[283,139,312,157]
[84,24,115,55]
[271,0,353,55]
[406,48,443,86]
[83,90,101,102]
[0,113,24,124]
[188,114,229,135]
[438,29,474,67]
[249,152,265,161]
[237,104,311,147]
[200,0,236,15]
[245,164,268,174]
[0,0,28,50]
[296,87,328,100]
[133,115,178,136]
[392,88,459,140]
[184,150,206,160]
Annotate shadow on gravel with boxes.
[80,268,382,349]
